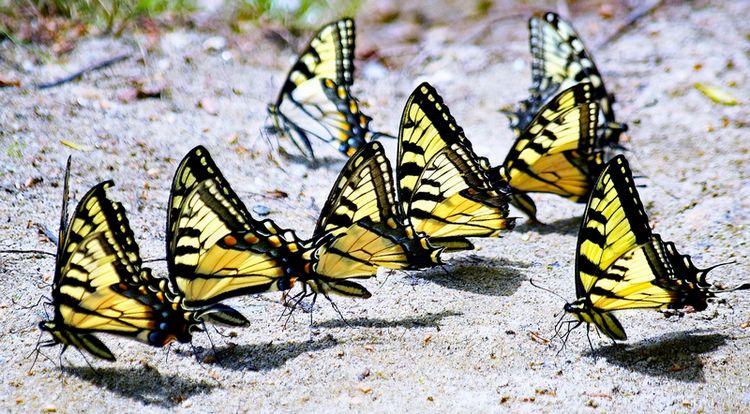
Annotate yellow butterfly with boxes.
[494,83,604,223]
[397,82,516,252]
[38,158,203,361]
[167,146,307,311]
[268,18,390,160]
[559,155,746,342]
[503,12,627,148]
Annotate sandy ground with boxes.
[1,0,750,412]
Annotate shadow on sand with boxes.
[586,331,728,383]
[64,365,215,408]
[514,216,582,236]
[314,309,463,330]
[212,336,339,371]
[413,255,529,296]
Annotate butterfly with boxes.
[493,83,605,223]
[38,158,203,361]
[230,141,443,309]
[167,145,308,313]
[267,18,390,160]
[304,140,444,297]
[397,82,516,252]
[503,12,628,148]
[559,155,747,342]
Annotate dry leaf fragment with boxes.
[266,190,288,199]
[694,83,738,106]
[528,331,550,344]
[59,139,93,152]
[583,392,612,399]
[357,368,371,381]
[227,132,240,144]
[423,335,432,344]
[25,177,43,188]
[0,76,21,87]
[359,387,372,394]
[364,345,375,352]
[198,97,219,115]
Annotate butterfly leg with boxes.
[585,324,595,352]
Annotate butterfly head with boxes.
[562,300,627,341]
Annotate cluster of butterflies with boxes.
[21,12,748,365]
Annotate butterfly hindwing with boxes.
[397,82,515,251]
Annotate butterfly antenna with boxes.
[627,149,680,199]
[371,131,397,141]
[14,294,47,310]
[324,294,351,328]
[529,278,568,303]
[0,249,55,257]
[142,257,167,263]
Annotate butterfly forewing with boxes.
[279,18,355,96]
[307,142,442,298]
[43,180,198,360]
[506,12,627,147]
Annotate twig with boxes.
[34,52,131,90]
[596,0,665,51]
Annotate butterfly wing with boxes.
[498,84,603,221]
[43,181,196,360]
[269,78,377,159]
[505,12,627,147]
[397,82,515,251]
[268,19,388,159]
[167,145,301,307]
[306,141,442,298]
[276,18,355,96]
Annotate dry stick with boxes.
[0,249,55,257]
[34,52,131,90]
[595,0,666,52]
